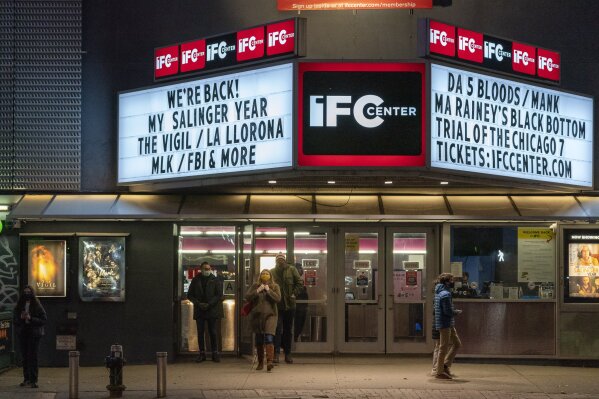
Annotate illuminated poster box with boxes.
[564,229,599,303]
[28,240,67,298]
[79,237,126,302]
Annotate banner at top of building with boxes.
[420,19,561,84]
[278,0,432,10]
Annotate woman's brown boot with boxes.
[255,344,264,370]
[265,343,275,372]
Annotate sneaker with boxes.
[212,353,220,363]
[435,372,452,380]
[19,380,30,387]
[30,383,39,388]
[273,353,280,364]
[430,370,437,377]
[284,354,293,364]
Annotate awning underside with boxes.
[7,194,599,221]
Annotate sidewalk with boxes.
[1,356,598,399]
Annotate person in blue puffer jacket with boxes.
[433,273,462,379]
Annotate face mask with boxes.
[202,270,211,277]
[24,293,33,300]
[260,274,270,283]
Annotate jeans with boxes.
[436,327,461,375]
[20,332,41,383]
[196,317,219,354]
[255,333,274,345]
[275,309,294,355]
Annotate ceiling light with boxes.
[268,180,277,184]
[440,181,449,185]
[384,181,393,185]
[327,181,336,184]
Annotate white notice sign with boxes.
[118,63,293,183]
[431,64,593,187]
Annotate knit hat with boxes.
[275,252,286,261]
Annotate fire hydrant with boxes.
[105,344,126,398]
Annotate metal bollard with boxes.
[156,352,167,398]
[69,351,79,399]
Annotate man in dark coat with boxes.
[187,262,224,362]
[270,253,303,364]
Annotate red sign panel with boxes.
[266,20,296,56]
[278,0,433,10]
[537,48,561,81]
[457,28,483,63]
[180,40,206,73]
[429,20,456,57]
[512,41,536,76]
[237,27,265,62]
[154,45,179,79]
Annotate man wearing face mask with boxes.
[434,273,462,380]
[270,253,302,364]
[187,262,224,363]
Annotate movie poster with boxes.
[28,240,67,297]
[79,237,126,302]
[564,229,599,302]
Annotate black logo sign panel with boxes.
[482,35,513,74]
[302,72,422,155]
[205,33,237,69]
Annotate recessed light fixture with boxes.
[327,181,336,184]
[268,180,277,184]
[440,181,449,185]
[384,181,393,185]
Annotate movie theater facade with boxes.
[3,4,598,366]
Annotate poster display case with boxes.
[79,237,126,302]
[27,240,67,298]
[564,229,599,303]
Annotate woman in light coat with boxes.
[245,269,281,371]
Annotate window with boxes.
[450,225,555,300]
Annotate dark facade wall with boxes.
[16,222,174,366]
[82,0,599,192]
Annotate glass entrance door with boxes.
[386,227,435,353]
[337,227,385,353]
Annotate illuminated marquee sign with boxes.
[420,19,561,84]
[119,63,294,184]
[154,18,305,80]
[430,64,593,187]
[298,62,426,167]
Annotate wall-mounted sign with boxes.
[119,63,294,184]
[420,19,561,84]
[353,260,371,269]
[298,62,426,167]
[430,64,593,187]
[277,0,432,10]
[28,240,67,297]
[154,18,305,80]
[302,259,319,269]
